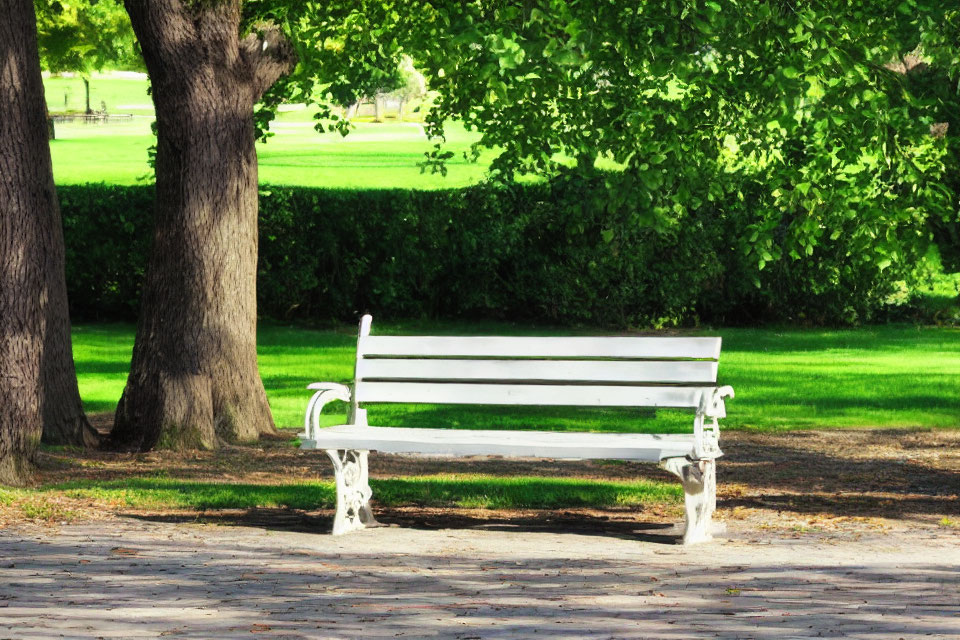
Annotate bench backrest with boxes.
[350,316,722,416]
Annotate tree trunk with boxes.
[346,101,360,120]
[374,95,383,122]
[82,76,91,114]
[398,98,406,122]
[109,0,294,451]
[46,102,55,140]
[0,0,94,484]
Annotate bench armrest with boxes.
[692,386,734,459]
[702,385,735,419]
[303,383,352,440]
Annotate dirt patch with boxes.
[10,417,960,536]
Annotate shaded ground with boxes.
[15,420,960,535]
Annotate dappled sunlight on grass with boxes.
[37,475,679,512]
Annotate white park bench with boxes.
[300,315,734,544]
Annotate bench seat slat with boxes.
[355,382,714,407]
[301,425,712,461]
[361,336,721,360]
[357,358,718,384]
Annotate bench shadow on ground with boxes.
[127,509,683,545]
[2,532,958,638]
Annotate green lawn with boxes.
[45,74,496,188]
[73,322,960,432]
[49,119,493,188]
[44,74,154,115]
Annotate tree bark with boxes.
[109,0,295,451]
[82,76,91,114]
[1,0,94,484]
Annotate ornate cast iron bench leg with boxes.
[660,457,717,545]
[326,449,379,535]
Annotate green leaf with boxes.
[663,78,685,101]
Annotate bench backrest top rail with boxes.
[360,335,721,360]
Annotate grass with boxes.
[44,74,154,115]
[10,320,956,519]
[45,74,496,189]
[73,321,960,432]
[1,475,680,522]
[50,119,500,189]
[49,119,493,188]
[43,475,679,511]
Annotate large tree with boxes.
[0,0,94,484]
[108,0,297,450]
[108,0,410,451]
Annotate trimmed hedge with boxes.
[58,180,924,326]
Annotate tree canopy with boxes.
[410,1,951,283]
[36,0,140,73]
[35,0,141,112]
[240,1,956,288]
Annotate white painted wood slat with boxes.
[355,382,711,408]
[361,335,721,360]
[301,425,701,461]
[356,358,718,384]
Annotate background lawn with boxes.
[73,322,960,433]
[45,73,498,189]
[49,118,496,188]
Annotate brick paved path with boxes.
[1,519,958,639]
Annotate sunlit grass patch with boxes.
[0,487,81,523]
[48,117,493,188]
[373,475,681,510]
[0,487,18,506]
[38,475,679,512]
[53,478,330,510]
